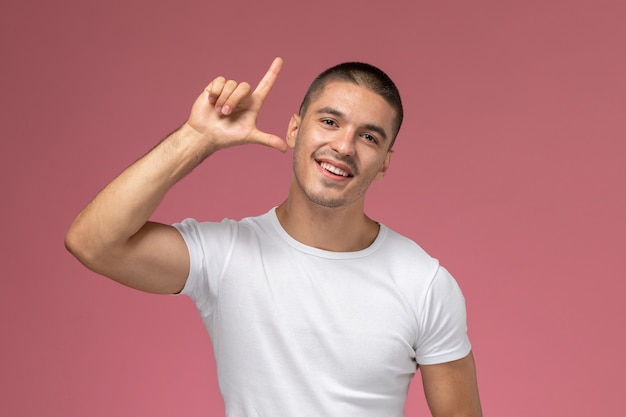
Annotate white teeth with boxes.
[320,162,349,177]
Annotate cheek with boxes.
[293,132,324,160]
[291,142,310,175]
[365,154,387,172]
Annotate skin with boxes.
[65,57,482,416]
[276,81,394,251]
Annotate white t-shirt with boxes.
[174,208,471,416]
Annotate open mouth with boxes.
[319,161,352,178]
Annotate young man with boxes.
[65,58,482,416]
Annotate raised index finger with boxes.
[252,57,283,102]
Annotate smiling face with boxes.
[286,81,395,210]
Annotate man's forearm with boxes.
[65,124,210,272]
[65,58,286,292]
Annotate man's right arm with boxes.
[64,58,287,294]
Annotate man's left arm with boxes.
[419,351,483,417]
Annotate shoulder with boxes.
[172,209,278,251]
[375,225,460,314]
[174,209,274,235]
[377,224,440,275]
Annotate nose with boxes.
[331,129,356,156]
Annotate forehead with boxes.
[306,82,396,132]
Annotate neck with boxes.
[276,195,379,252]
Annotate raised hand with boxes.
[65,58,291,295]
[186,57,288,153]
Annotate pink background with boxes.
[2,0,625,415]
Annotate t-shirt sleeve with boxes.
[414,266,472,365]
[172,218,238,317]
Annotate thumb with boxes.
[249,129,289,153]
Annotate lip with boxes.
[315,157,355,179]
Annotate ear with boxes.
[375,150,393,180]
[286,114,301,148]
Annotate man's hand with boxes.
[186,57,288,154]
[65,58,289,294]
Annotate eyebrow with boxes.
[315,106,389,142]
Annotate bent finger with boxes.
[220,82,251,115]
[206,76,226,105]
[213,79,239,111]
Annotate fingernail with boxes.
[222,105,230,115]
[215,106,222,114]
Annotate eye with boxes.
[321,118,337,127]
[362,133,378,144]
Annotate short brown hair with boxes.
[299,62,403,148]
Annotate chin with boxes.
[306,190,360,209]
